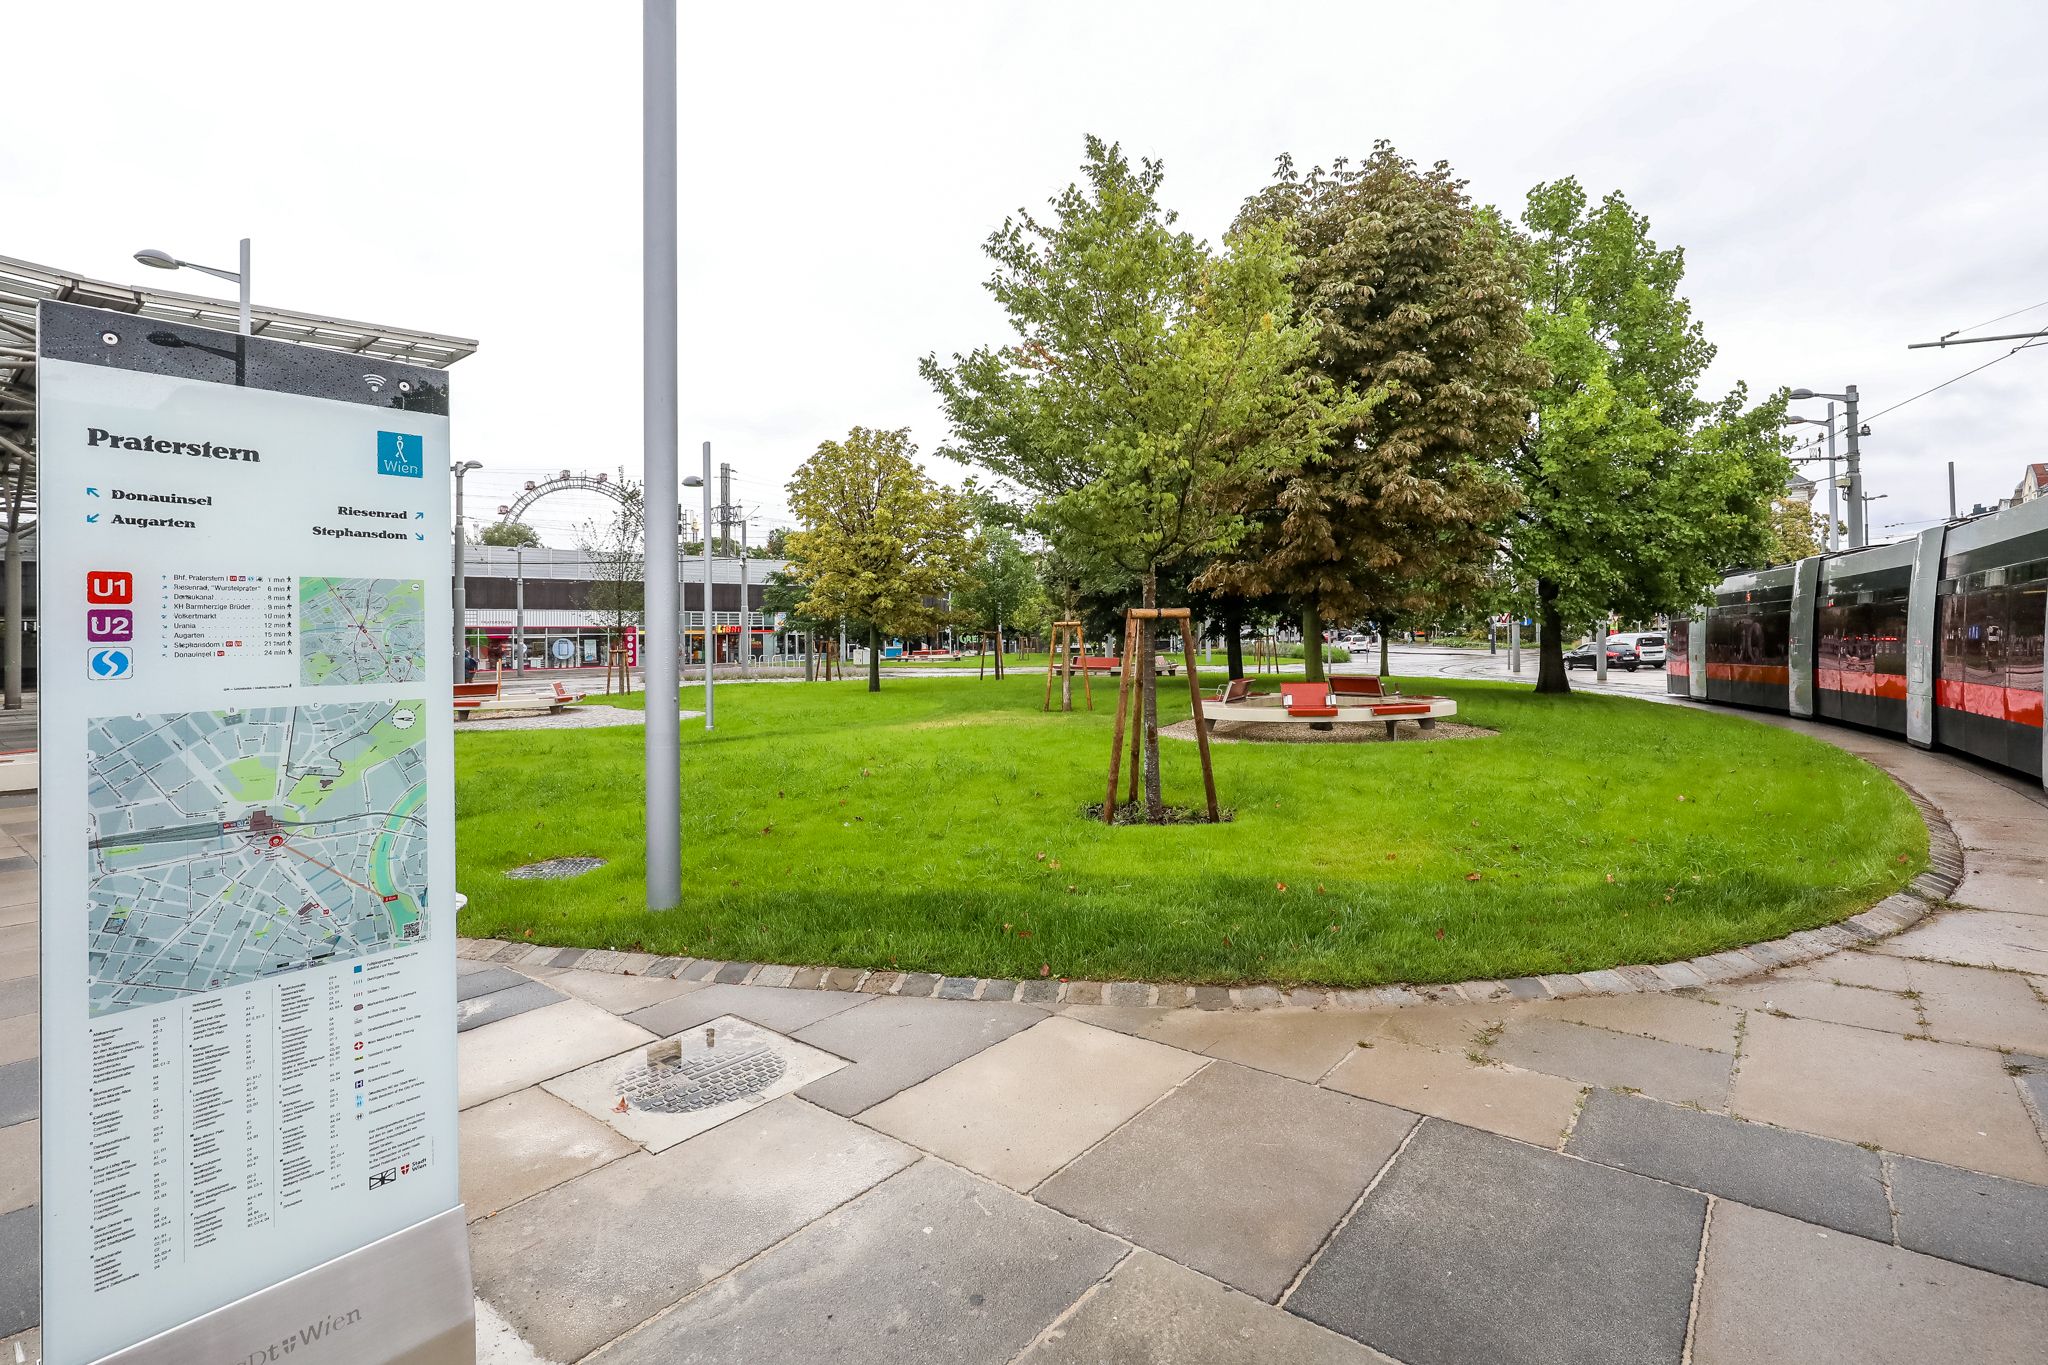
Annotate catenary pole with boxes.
[642,0,681,911]
[1843,384,1865,548]
[701,441,715,727]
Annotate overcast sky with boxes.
[11,1,2046,547]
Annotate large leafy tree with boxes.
[1509,180,1788,692]
[1198,146,1543,680]
[479,519,542,548]
[922,136,1355,817]
[783,426,975,692]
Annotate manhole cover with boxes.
[616,1045,788,1114]
[505,856,608,880]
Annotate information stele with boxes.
[37,303,472,1365]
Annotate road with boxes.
[1362,643,1673,698]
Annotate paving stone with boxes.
[601,1158,1121,1365]
[0,1329,35,1365]
[1288,1119,1704,1365]
[457,999,655,1110]
[899,972,942,997]
[0,978,30,1022]
[1489,1015,1732,1109]
[0,1206,33,1338]
[460,938,507,960]
[0,1016,35,1069]
[1163,1008,1387,1083]
[790,993,1049,1115]
[1192,985,1232,1010]
[1877,911,2048,975]
[1235,986,1283,1009]
[750,963,796,989]
[1718,979,1920,1034]
[454,965,532,1002]
[788,966,829,990]
[861,1016,1205,1190]
[644,956,689,979]
[471,1097,916,1363]
[1566,1089,1890,1239]
[1731,1011,2048,1184]
[623,982,866,1039]
[1783,949,1918,991]
[1360,1000,1517,1055]
[937,976,979,1000]
[456,979,567,1033]
[544,967,702,1015]
[1018,979,1060,1004]
[679,958,721,982]
[490,941,535,962]
[1064,981,1104,1006]
[1152,984,1192,1008]
[980,979,1019,1002]
[1950,864,2048,916]
[1017,1248,1395,1365]
[1910,959,2048,1054]
[0,1122,35,1217]
[822,967,867,992]
[1690,1200,2048,1365]
[858,970,902,994]
[1503,976,1549,1000]
[1525,992,1743,1053]
[1323,1039,1586,1148]
[1104,981,1151,1008]
[1040,1061,1413,1301]
[1889,1155,2048,1287]
[0,1061,37,1128]
[713,961,757,985]
[458,1089,636,1220]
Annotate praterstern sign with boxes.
[37,303,471,1365]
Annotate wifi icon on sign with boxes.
[363,374,387,393]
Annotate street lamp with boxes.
[134,239,252,336]
[451,461,483,680]
[1789,385,1865,547]
[1783,407,1841,552]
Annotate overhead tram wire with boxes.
[1784,328,2048,462]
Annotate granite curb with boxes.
[457,765,1962,1014]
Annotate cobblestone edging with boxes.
[457,777,1963,1013]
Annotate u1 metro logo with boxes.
[86,570,132,604]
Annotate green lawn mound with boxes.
[455,673,1926,988]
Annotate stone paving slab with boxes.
[1566,1089,1892,1240]
[0,1122,36,1217]
[1153,1007,1382,1083]
[454,965,532,1001]
[1018,1248,1396,1365]
[0,1206,33,1338]
[597,1158,1124,1365]
[543,1016,849,1151]
[791,995,1047,1117]
[539,966,702,1014]
[1690,1200,2048,1365]
[0,1061,37,1130]
[1717,978,1921,1034]
[0,978,30,1022]
[457,1088,637,1221]
[1909,959,2048,1054]
[1888,1155,2048,1287]
[624,981,866,1038]
[456,978,566,1033]
[470,1097,916,1362]
[457,999,655,1110]
[1949,864,2048,916]
[1288,1119,1705,1365]
[1322,1039,1585,1148]
[860,1016,1205,1191]
[1037,1061,1413,1301]
[1876,910,2048,975]
[1488,1015,1733,1110]
[1731,1010,2048,1184]
[0,1015,35,1070]
[1524,992,1743,1053]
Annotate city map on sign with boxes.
[298,576,427,686]
[85,701,429,1017]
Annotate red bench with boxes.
[1280,682,1337,718]
[1212,677,1251,705]
[1331,675,1396,698]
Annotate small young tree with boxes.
[924,137,1358,818]
[784,427,975,692]
[480,519,543,548]
[955,525,1045,679]
[576,474,646,654]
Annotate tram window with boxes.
[1938,590,1965,685]
[1872,586,1909,680]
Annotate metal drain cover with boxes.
[505,856,608,880]
[616,1044,788,1114]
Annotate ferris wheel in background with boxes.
[494,470,638,529]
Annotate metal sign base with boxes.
[86,1207,475,1365]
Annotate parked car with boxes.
[1565,639,1643,671]
[1609,632,1667,668]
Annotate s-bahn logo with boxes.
[376,431,424,478]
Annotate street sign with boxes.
[36,302,470,1365]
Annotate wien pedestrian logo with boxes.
[89,648,132,680]
[376,431,424,479]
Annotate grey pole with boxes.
[237,237,251,337]
[451,461,481,679]
[1947,461,1957,520]
[1823,403,1839,552]
[1509,617,1521,674]
[514,546,526,670]
[642,0,681,911]
[738,515,751,678]
[701,441,715,727]
[1595,617,1608,683]
[1843,384,1865,548]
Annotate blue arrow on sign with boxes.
[86,487,100,497]
[85,514,99,524]
[414,533,424,541]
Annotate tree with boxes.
[575,472,645,645]
[761,568,828,679]
[955,524,1046,679]
[1508,180,1789,692]
[923,136,1356,818]
[1765,490,1828,563]
[480,519,542,548]
[1198,146,1543,681]
[784,426,975,692]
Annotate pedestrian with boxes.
[464,650,479,683]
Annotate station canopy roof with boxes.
[0,252,478,528]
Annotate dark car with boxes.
[1565,640,1641,671]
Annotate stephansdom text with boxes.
[85,427,260,461]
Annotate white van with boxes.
[1609,632,1667,668]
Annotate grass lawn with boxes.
[454,672,1926,987]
